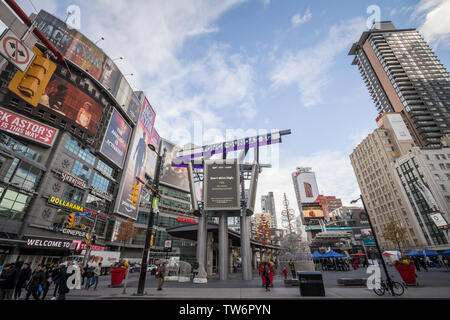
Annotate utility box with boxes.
[297,271,325,296]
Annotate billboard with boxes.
[100,109,132,168]
[34,10,140,124]
[39,74,103,134]
[159,139,190,192]
[0,106,58,146]
[386,113,412,141]
[203,160,240,211]
[115,98,156,219]
[302,207,324,219]
[293,171,320,203]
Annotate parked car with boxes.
[130,264,141,273]
[147,264,157,272]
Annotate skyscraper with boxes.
[261,192,277,228]
[349,21,450,148]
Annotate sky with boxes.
[3,0,450,230]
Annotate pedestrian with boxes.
[157,261,167,291]
[0,263,17,300]
[93,263,101,291]
[81,265,88,286]
[192,259,199,280]
[85,266,94,290]
[40,265,52,300]
[282,267,288,279]
[50,263,62,300]
[289,262,296,279]
[24,265,45,300]
[420,258,428,272]
[263,263,271,292]
[413,258,421,272]
[14,262,31,300]
[57,261,73,300]
[269,263,274,287]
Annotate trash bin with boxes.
[297,271,325,296]
[110,267,126,286]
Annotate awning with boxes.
[423,249,439,256]
[405,250,424,257]
[312,251,324,258]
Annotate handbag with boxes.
[38,284,43,293]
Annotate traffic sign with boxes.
[0,29,35,72]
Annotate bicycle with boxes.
[373,278,405,296]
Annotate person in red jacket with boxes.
[269,264,274,287]
[282,267,288,279]
[258,264,265,287]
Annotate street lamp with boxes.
[351,195,394,295]
[135,143,167,296]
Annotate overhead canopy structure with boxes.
[312,251,324,258]
[405,250,424,257]
[423,249,439,256]
[439,249,450,255]
[322,250,346,258]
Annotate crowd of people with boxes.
[0,261,82,300]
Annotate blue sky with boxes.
[4,0,450,227]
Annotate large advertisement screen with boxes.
[115,98,156,219]
[39,74,103,134]
[302,207,325,219]
[294,171,320,203]
[34,10,140,124]
[203,160,240,211]
[0,106,58,147]
[99,109,132,168]
[159,139,190,192]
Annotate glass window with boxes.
[85,194,110,214]
[0,132,42,162]
[10,162,42,191]
[91,173,111,194]
[62,186,84,206]
[71,160,91,182]
[0,188,31,221]
[96,160,114,179]
[65,136,95,165]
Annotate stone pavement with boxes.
[57,266,450,300]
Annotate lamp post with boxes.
[135,143,166,296]
[351,195,394,295]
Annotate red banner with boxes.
[0,106,58,146]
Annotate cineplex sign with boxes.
[0,106,58,146]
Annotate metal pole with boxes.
[82,208,99,268]
[135,147,166,296]
[360,194,394,294]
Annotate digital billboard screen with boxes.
[39,74,103,134]
[294,171,320,203]
[203,160,240,211]
[115,98,156,219]
[159,139,190,192]
[34,10,140,124]
[100,109,132,168]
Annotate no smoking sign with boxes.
[0,29,35,72]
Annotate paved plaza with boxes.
[52,266,450,300]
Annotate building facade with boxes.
[350,113,428,251]
[261,192,277,228]
[349,21,450,148]
[317,195,343,218]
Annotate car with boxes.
[147,264,157,272]
[129,264,141,273]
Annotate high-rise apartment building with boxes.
[350,113,428,250]
[349,21,450,148]
[261,192,277,228]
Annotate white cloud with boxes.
[270,17,366,107]
[413,0,450,48]
[291,9,312,27]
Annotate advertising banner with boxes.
[386,113,413,141]
[203,160,240,211]
[302,208,324,219]
[0,106,58,146]
[115,98,156,219]
[160,139,190,192]
[430,212,449,230]
[100,109,132,168]
[39,74,103,134]
[23,236,76,250]
[34,10,140,124]
[294,171,320,203]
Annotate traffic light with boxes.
[65,213,76,228]
[131,181,140,205]
[150,234,154,247]
[8,47,56,107]
[86,235,91,246]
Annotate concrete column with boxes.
[196,212,207,272]
[240,214,252,280]
[229,239,233,274]
[206,232,214,276]
[252,248,257,269]
[218,212,228,280]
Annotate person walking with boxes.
[289,262,296,279]
[413,258,421,272]
[84,266,94,290]
[39,265,52,300]
[269,263,274,287]
[14,262,31,300]
[93,263,101,291]
[263,263,271,292]
[0,263,17,300]
[24,265,46,300]
[50,263,62,300]
[57,261,73,300]
[282,267,288,280]
[157,261,167,291]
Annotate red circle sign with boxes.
[2,36,30,65]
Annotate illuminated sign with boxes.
[0,106,58,146]
[71,240,105,251]
[48,196,84,212]
[177,217,198,223]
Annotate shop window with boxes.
[0,188,31,221]
[62,186,84,206]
